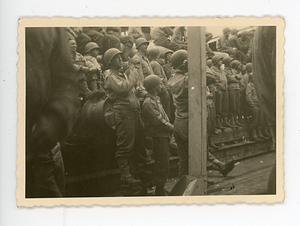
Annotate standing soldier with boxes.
[168,50,189,177]
[239,31,253,63]
[142,75,173,195]
[103,48,142,187]
[239,63,251,125]
[211,55,233,130]
[246,74,268,141]
[225,58,243,128]
[132,38,153,98]
[148,48,171,118]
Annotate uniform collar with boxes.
[146,93,159,100]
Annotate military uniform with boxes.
[150,60,171,118]
[104,68,142,182]
[142,94,173,191]
[71,51,93,98]
[246,82,262,129]
[239,72,250,118]
[168,69,189,177]
[83,54,105,93]
[225,66,240,117]
[151,27,182,52]
[211,65,229,119]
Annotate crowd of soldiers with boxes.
[27,26,274,197]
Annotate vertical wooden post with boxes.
[187,26,207,194]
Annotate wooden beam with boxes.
[187,27,207,185]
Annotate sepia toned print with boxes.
[17,17,284,206]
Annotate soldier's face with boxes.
[165,53,172,61]
[111,54,123,69]
[157,82,162,93]
[125,41,133,49]
[69,40,77,52]
[139,43,148,54]
[91,49,99,58]
[218,60,223,67]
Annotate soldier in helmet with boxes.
[211,55,233,130]
[148,48,171,118]
[83,42,105,94]
[142,75,173,195]
[216,28,237,57]
[151,27,183,51]
[103,48,142,188]
[246,74,269,141]
[132,38,153,98]
[224,58,243,128]
[68,38,94,99]
[168,50,189,177]
[239,63,252,124]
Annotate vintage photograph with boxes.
[17,17,284,206]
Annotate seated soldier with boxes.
[171,26,187,49]
[142,75,173,196]
[216,28,237,56]
[151,27,184,52]
[83,42,106,94]
[68,38,94,99]
[148,48,171,118]
[128,27,145,41]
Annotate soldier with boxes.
[69,39,94,99]
[132,38,153,98]
[103,48,142,187]
[171,26,187,49]
[211,55,233,130]
[168,50,189,177]
[151,27,183,51]
[225,58,243,128]
[148,48,171,118]
[119,35,135,62]
[246,74,268,141]
[239,63,251,125]
[216,28,237,56]
[83,42,106,94]
[206,66,221,149]
[142,75,173,195]
[239,31,253,63]
[128,27,145,41]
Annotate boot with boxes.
[257,129,269,140]
[208,136,220,150]
[262,127,271,138]
[222,116,234,129]
[234,115,244,127]
[210,159,235,177]
[216,117,226,131]
[250,129,263,142]
[220,160,235,177]
[155,186,168,196]
[117,157,141,187]
[229,115,239,128]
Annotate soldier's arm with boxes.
[246,85,254,106]
[144,101,173,131]
[164,27,174,37]
[226,71,239,83]
[106,69,138,93]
